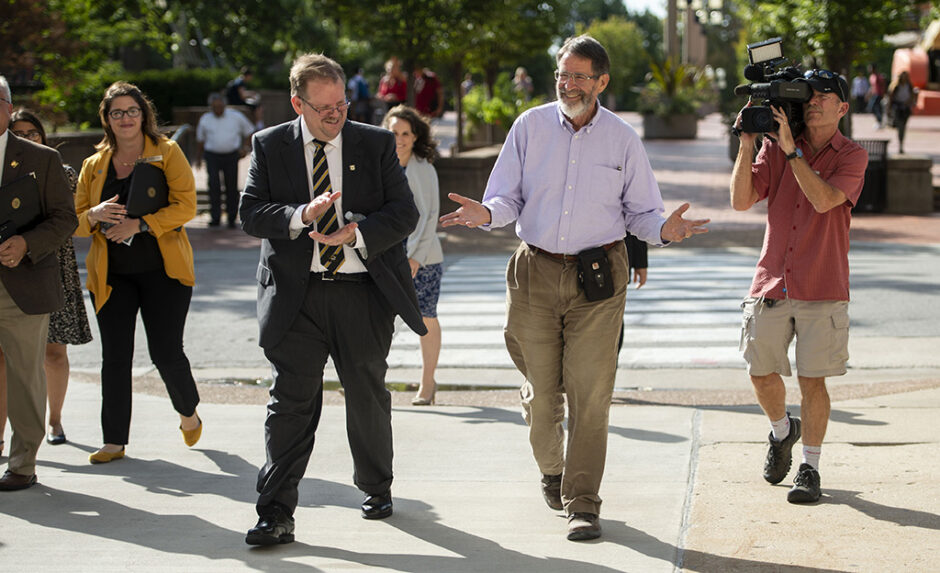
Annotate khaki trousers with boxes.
[0,280,48,476]
[505,241,627,515]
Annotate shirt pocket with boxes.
[589,165,625,208]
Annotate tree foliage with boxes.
[740,0,938,77]
[579,16,649,109]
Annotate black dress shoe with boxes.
[361,491,393,520]
[0,470,38,491]
[246,505,295,545]
[47,431,67,445]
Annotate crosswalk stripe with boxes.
[391,251,763,370]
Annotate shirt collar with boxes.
[300,118,342,150]
[795,128,849,154]
[554,100,602,133]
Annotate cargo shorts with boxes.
[739,297,850,378]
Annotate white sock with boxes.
[770,414,790,442]
[802,446,821,469]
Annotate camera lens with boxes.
[752,109,776,132]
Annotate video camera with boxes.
[733,38,811,134]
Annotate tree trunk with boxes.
[452,60,465,154]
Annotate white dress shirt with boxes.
[0,129,9,183]
[196,108,254,154]
[289,120,367,273]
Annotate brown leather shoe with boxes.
[0,470,38,491]
[567,512,601,541]
[540,473,563,510]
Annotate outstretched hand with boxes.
[439,193,491,228]
[660,203,709,243]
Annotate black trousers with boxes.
[92,269,200,445]
[205,150,240,224]
[256,277,395,515]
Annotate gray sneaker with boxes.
[787,463,821,503]
[763,414,801,484]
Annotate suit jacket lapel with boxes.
[280,118,308,203]
[341,122,363,210]
[2,134,25,186]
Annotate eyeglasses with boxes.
[0,96,11,105]
[554,70,601,85]
[12,129,42,141]
[108,107,142,120]
[298,97,350,117]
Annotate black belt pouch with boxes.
[577,246,614,301]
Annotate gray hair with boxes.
[0,75,10,101]
[557,35,611,77]
[208,92,225,105]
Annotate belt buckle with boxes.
[321,272,336,281]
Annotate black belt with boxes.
[528,241,619,263]
[310,271,371,283]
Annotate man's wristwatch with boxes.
[139,219,150,234]
[785,148,803,161]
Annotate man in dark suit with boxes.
[239,54,426,545]
[0,76,78,490]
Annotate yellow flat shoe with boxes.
[180,417,202,447]
[89,447,125,464]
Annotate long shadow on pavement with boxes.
[397,405,688,443]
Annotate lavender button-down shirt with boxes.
[482,102,667,254]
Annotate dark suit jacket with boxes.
[0,134,78,314]
[240,118,427,349]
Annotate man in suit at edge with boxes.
[239,54,426,545]
[0,75,78,490]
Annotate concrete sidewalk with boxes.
[2,377,937,571]
[3,110,939,570]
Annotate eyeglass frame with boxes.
[803,69,846,101]
[554,70,602,85]
[108,107,143,120]
[12,129,42,141]
[297,97,351,117]
[0,96,12,105]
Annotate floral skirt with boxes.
[48,238,93,345]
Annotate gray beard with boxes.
[557,89,591,119]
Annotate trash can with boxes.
[853,139,888,213]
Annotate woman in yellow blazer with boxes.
[75,81,203,464]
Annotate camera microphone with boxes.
[743,64,765,82]
[733,84,753,96]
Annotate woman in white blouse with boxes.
[383,106,444,405]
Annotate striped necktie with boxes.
[312,139,344,274]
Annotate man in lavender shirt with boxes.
[441,35,708,541]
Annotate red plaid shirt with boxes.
[749,131,868,301]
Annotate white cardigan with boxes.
[404,156,444,266]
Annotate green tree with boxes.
[579,16,649,110]
[740,0,937,78]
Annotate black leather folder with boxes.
[126,162,169,217]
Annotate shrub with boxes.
[462,72,544,139]
[38,68,240,129]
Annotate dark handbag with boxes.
[577,246,614,301]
